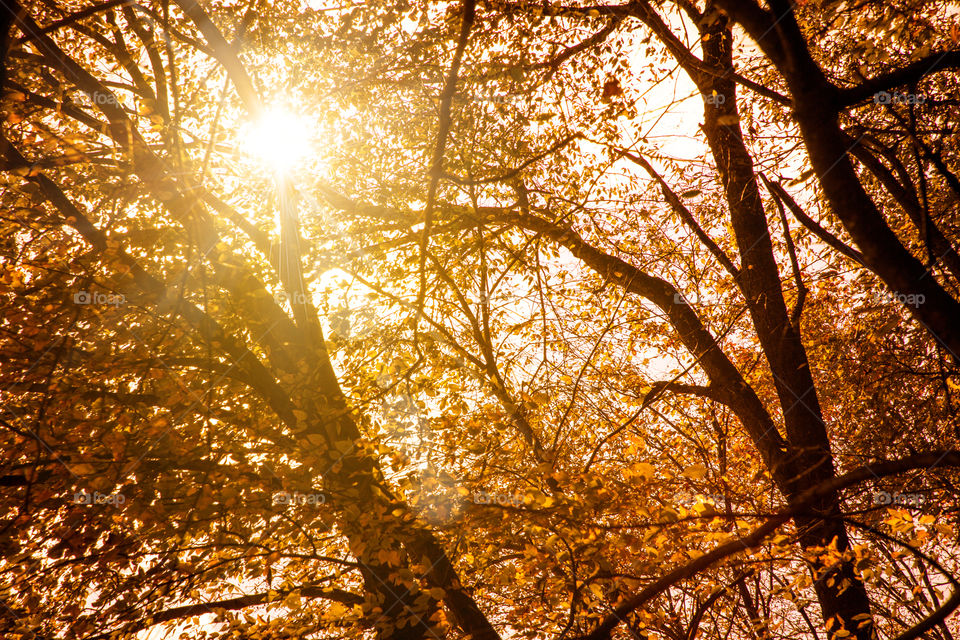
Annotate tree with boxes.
[0,0,958,639]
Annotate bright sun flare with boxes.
[243,108,311,174]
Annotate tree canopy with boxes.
[1,0,959,639]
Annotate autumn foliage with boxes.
[1,1,959,639]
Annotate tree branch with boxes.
[443,133,582,185]
[760,173,807,327]
[172,0,261,114]
[844,133,960,282]
[616,148,741,279]
[417,0,477,317]
[102,583,364,639]
[478,207,794,482]
[641,381,721,409]
[838,51,960,107]
[576,450,960,640]
[761,178,866,267]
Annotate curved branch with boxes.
[617,148,740,279]
[844,135,960,282]
[576,450,960,640]
[1,136,299,430]
[172,0,261,114]
[19,0,132,39]
[417,0,477,315]
[642,381,722,408]
[761,178,865,267]
[95,583,364,639]
[481,206,796,482]
[890,583,960,640]
[759,174,806,326]
[838,51,960,107]
[443,133,583,185]
[533,19,623,83]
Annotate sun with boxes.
[243,108,312,174]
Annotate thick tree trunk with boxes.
[0,3,14,95]
[694,15,874,640]
[709,0,960,357]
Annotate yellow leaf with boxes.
[633,462,655,480]
[682,464,707,480]
[69,464,95,475]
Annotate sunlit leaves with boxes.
[2,1,960,639]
